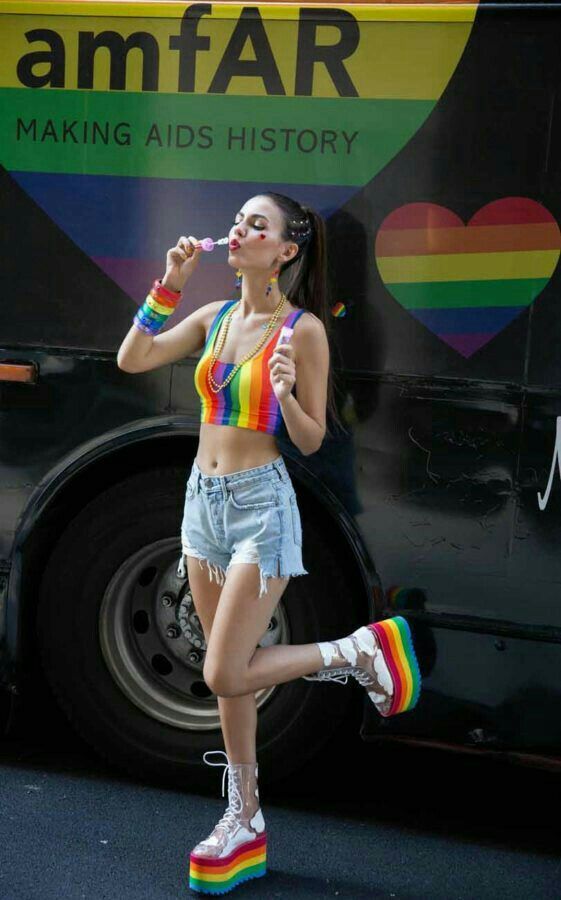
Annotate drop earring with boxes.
[235,269,242,291]
[266,268,280,296]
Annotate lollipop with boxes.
[195,236,229,252]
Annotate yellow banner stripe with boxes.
[377,249,561,284]
[2,3,479,24]
[0,11,476,99]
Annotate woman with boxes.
[117,192,421,894]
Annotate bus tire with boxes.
[35,466,364,790]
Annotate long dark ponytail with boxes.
[258,191,344,436]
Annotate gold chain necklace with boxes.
[207,293,287,393]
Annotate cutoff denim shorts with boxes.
[177,455,309,598]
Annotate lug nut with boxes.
[166,624,181,639]
[161,593,175,608]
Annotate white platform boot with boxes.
[303,616,422,718]
[189,750,267,894]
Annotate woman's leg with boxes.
[203,563,407,718]
[203,562,327,698]
[218,694,258,764]
[215,695,262,849]
[186,555,263,870]
[186,554,258,762]
[186,554,263,765]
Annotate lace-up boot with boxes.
[189,750,267,894]
[303,615,421,717]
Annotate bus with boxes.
[2,0,561,786]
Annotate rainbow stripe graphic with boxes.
[387,585,408,609]
[331,302,347,317]
[375,198,561,357]
[189,833,267,894]
[195,301,305,434]
[368,615,421,716]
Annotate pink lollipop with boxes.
[196,236,229,252]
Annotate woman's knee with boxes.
[203,657,242,697]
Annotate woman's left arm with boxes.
[269,314,329,456]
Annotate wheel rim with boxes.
[99,538,290,730]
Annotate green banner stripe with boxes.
[1,87,432,186]
[386,277,550,309]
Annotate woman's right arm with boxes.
[116,301,221,373]
[117,235,216,373]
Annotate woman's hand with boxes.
[268,343,296,402]
[162,235,203,293]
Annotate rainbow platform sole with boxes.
[189,833,267,894]
[367,616,421,716]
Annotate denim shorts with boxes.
[177,455,309,598]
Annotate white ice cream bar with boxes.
[276,325,294,346]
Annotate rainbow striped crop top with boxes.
[194,300,306,435]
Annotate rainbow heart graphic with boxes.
[375,198,561,357]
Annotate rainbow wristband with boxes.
[147,288,180,310]
[153,278,182,301]
[134,308,166,333]
[134,313,166,335]
[133,317,155,335]
[136,308,166,329]
[145,294,176,316]
[137,305,165,324]
[132,278,183,336]
[133,314,158,335]
[140,302,167,322]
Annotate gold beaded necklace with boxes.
[207,293,287,393]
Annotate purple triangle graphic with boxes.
[439,332,495,358]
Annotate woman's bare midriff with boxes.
[193,299,299,476]
[195,423,281,476]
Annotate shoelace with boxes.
[352,669,377,687]
[304,665,362,685]
[202,750,244,836]
[304,665,377,688]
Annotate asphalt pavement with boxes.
[1,690,560,899]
